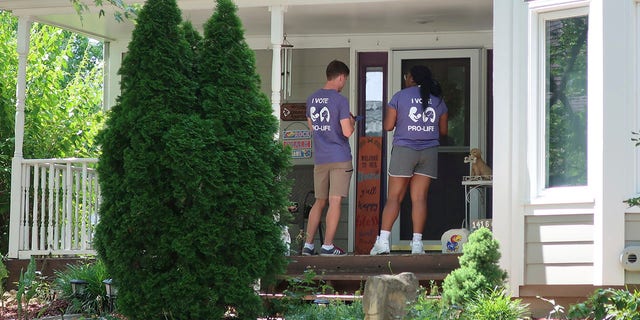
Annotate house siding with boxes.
[625,212,640,283]
[524,214,594,284]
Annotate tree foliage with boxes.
[442,227,508,306]
[0,11,104,253]
[197,0,292,317]
[546,16,588,187]
[70,0,139,22]
[94,0,291,318]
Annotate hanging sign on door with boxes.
[355,136,383,254]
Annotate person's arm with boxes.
[384,106,397,131]
[341,116,355,138]
[439,112,449,144]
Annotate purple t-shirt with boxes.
[388,86,448,150]
[306,89,352,165]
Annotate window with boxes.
[542,10,588,188]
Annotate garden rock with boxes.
[362,272,418,320]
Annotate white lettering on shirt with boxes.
[407,125,435,132]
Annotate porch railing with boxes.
[10,158,100,259]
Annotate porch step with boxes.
[274,253,460,293]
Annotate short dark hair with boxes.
[326,60,349,80]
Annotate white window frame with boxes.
[636,1,640,199]
[527,1,591,205]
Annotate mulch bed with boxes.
[1,290,127,320]
[0,291,69,319]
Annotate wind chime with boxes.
[281,34,293,99]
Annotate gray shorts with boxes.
[313,161,353,198]
[388,145,438,178]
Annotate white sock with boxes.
[304,243,314,250]
[379,230,391,242]
[321,244,334,250]
[412,233,423,242]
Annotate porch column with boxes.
[8,16,32,258]
[269,6,286,130]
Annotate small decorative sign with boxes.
[283,140,312,159]
[282,130,311,140]
[280,103,307,121]
[471,219,493,231]
[282,140,311,149]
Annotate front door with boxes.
[389,49,485,251]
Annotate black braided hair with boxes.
[410,65,433,111]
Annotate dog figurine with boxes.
[465,148,492,177]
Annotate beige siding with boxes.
[625,212,640,243]
[525,214,594,284]
[525,265,594,284]
[526,243,593,264]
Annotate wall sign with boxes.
[282,125,312,159]
[355,137,382,254]
[280,103,307,121]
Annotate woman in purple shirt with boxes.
[370,65,448,255]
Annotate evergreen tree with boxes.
[95,0,291,318]
[196,0,292,317]
[442,227,508,306]
[94,0,201,318]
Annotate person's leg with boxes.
[380,176,411,232]
[409,147,437,254]
[370,175,411,255]
[304,163,330,254]
[371,146,415,255]
[319,162,352,255]
[305,198,327,244]
[409,174,432,234]
[322,195,342,246]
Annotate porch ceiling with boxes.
[0,0,492,41]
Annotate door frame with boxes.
[389,49,486,250]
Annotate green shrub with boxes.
[283,299,364,320]
[53,259,109,316]
[266,268,334,316]
[568,288,640,320]
[95,0,290,318]
[460,287,529,320]
[441,227,507,306]
[406,289,459,320]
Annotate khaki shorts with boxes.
[388,145,438,178]
[313,161,353,198]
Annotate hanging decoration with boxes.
[281,34,294,99]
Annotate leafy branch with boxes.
[70,0,139,23]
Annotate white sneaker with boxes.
[370,237,390,255]
[410,240,424,254]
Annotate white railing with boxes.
[11,158,100,259]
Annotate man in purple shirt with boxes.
[302,60,355,256]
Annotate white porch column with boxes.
[493,0,528,297]
[8,16,32,258]
[269,6,286,129]
[590,0,629,285]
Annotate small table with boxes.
[462,176,492,229]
